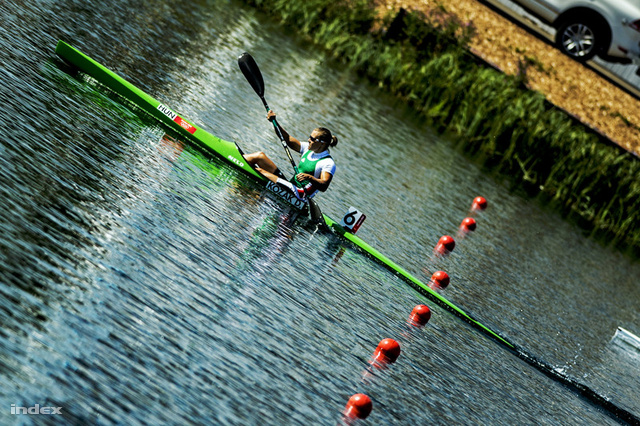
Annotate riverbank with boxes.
[245,0,640,252]
[386,0,640,157]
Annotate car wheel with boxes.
[555,18,602,62]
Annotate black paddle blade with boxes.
[238,52,265,98]
[309,199,330,232]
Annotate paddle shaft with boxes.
[260,97,300,175]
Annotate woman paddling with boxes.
[244,110,338,200]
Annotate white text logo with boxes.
[227,155,246,168]
[11,404,62,415]
[157,104,177,120]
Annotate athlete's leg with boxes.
[244,151,277,173]
[244,151,287,180]
[256,168,279,183]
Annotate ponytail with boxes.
[315,127,338,148]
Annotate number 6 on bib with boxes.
[340,207,366,234]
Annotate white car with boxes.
[511,0,640,65]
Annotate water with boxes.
[1,0,639,424]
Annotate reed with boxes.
[244,0,640,252]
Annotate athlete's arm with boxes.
[296,171,333,192]
[267,110,301,152]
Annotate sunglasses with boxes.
[309,135,325,144]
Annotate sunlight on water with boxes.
[1,0,639,424]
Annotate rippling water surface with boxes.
[1,0,639,424]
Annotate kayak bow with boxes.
[54,41,306,211]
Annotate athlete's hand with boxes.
[267,110,277,122]
[296,173,313,182]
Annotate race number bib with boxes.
[340,207,366,233]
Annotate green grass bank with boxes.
[244,0,640,253]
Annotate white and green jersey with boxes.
[296,142,335,183]
[275,142,336,201]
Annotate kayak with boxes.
[54,40,514,350]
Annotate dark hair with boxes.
[315,127,338,147]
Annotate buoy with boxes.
[435,235,455,254]
[372,338,401,364]
[409,304,431,326]
[460,217,477,232]
[430,270,450,290]
[472,196,487,211]
[344,393,372,420]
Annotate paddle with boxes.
[238,52,300,175]
[238,52,327,229]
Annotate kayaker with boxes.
[244,110,337,200]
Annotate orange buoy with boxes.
[409,304,432,326]
[435,235,455,254]
[372,338,401,364]
[460,217,477,232]
[472,196,487,211]
[344,393,372,420]
[430,270,450,290]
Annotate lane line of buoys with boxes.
[341,303,431,424]
[338,195,639,425]
[340,196,487,423]
[456,196,485,239]
[429,195,488,285]
[341,302,436,422]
